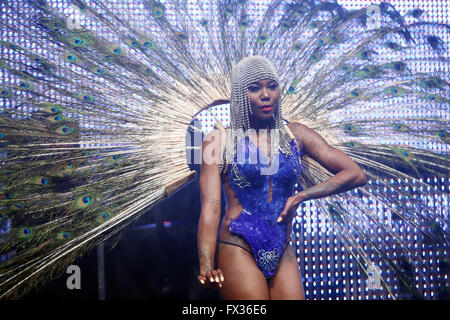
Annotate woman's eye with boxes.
[269,85,278,90]
[249,86,260,92]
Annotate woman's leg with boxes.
[268,245,305,300]
[217,242,270,299]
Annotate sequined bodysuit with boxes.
[221,133,302,278]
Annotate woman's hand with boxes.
[277,193,304,223]
[198,269,225,288]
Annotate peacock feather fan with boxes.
[0,0,448,299]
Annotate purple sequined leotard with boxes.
[225,134,302,278]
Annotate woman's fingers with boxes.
[277,197,294,222]
[198,269,225,288]
[198,274,206,285]
[217,269,225,282]
[278,196,301,223]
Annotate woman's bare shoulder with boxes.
[286,121,311,152]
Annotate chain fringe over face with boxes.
[221,56,294,174]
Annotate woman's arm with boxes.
[197,129,224,287]
[278,122,367,222]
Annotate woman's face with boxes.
[247,79,280,121]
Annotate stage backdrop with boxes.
[1,0,448,300]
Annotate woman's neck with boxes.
[249,116,274,131]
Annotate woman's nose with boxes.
[260,87,270,100]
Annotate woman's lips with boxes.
[260,105,272,112]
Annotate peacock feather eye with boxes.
[20,228,31,237]
[281,21,291,31]
[394,62,403,71]
[55,125,73,135]
[239,19,248,30]
[18,227,32,238]
[38,64,52,75]
[101,212,110,220]
[385,86,404,96]
[1,88,12,98]
[31,176,49,185]
[73,38,84,46]
[392,123,408,132]
[436,131,448,141]
[64,53,78,63]
[358,49,373,60]
[4,192,13,199]
[287,86,295,94]
[129,40,138,47]
[200,19,208,27]
[317,37,328,46]
[141,39,155,49]
[292,43,301,51]
[113,48,121,54]
[224,6,233,16]
[78,93,94,102]
[309,53,318,62]
[309,21,319,29]
[343,124,359,133]
[57,232,70,240]
[153,5,164,18]
[91,66,105,75]
[19,82,30,89]
[385,41,399,50]
[351,90,359,97]
[74,193,95,210]
[328,34,339,43]
[176,32,188,41]
[393,147,413,160]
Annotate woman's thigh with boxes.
[268,245,305,300]
[217,242,270,300]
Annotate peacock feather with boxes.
[0,0,448,299]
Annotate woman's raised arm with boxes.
[278,122,367,222]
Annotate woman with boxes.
[197,56,367,299]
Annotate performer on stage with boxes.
[197,56,367,299]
